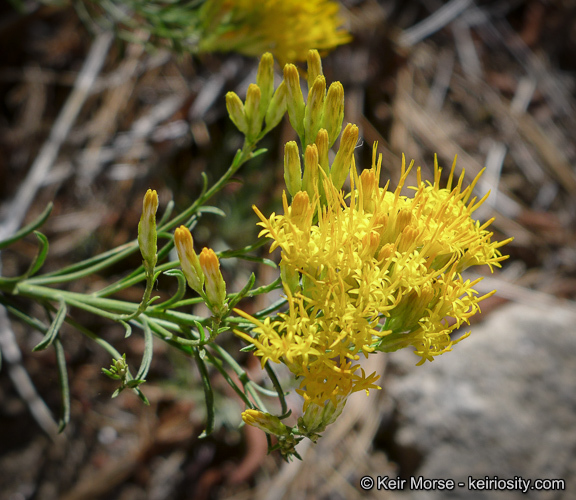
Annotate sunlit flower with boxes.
[197,0,351,64]
[235,144,512,422]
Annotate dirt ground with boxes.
[1,1,575,499]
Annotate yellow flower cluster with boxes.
[197,0,351,63]
[236,147,511,412]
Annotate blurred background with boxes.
[0,0,575,499]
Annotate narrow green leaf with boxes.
[26,231,49,277]
[196,206,226,217]
[227,273,256,310]
[32,299,67,352]
[135,318,153,383]
[0,202,53,250]
[153,269,186,310]
[265,362,289,416]
[121,320,132,338]
[54,338,70,433]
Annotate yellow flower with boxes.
[197,0,351,64]
[235,144,512,415]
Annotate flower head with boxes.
[197,0,351,64]
[236,145,512,419]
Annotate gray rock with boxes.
[387,302,576,500]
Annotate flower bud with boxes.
[304,75,326,146]
[302,143,319,200]
[283,64,305,140]
[174,226,204,294]
[315,128,330,176]
[361,231,380,260]
[359,169,378,213]
[323,81,345,147]
[307,49,323,90]
[138,189,158,270]
[264,80,287,131]
[242,409,289,437]
[245,83,262,141]
[257,52,274,122]
[199,248,227,315]
[225,91,248,135]
[330,123,358,191]
[284,141,302,196]
[386,283,435,333]
[289,190,313,230]
[298,396,346,436]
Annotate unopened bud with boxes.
[264,80,287,131]
[307,49,323,90]
[330,123,359,191]
[304,75,326,146]
[242,409,289,437]
[361,231,380,259]
[315,128,330,175]
[174,226,204,294]
[199,248,227,315]
[257,52,274,122]
[397,225,419,253]
[386,283,435,333]
[138,189,158,270]
[377,242,395,264]
[359,169,378,212]
[284,141,302,196]
[289,191,312,230]
[245,84,262,140]
[323,82,345,147]
[283,64,305,140]
[302,144,319,199]
[226,92,248,135]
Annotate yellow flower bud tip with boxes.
[377,242,394,263]
[174,226,204,293]
[304,75,326,146]
[315,128,330,174]
[225,91,248,134]
[330,123,359,191]
[323,81,345,147]
[287,190,313,232]
[359,169,377,212]
[307,49,323,90]
[397,225,420,253]
[302,144,319,198]
[199,247,227,312]
[284,140,302,197]
[242,409,288,437]
[138,189,158,266]
[361,231,380,259]
[283,64,305,138]
[257,52,275,107]
[245,84,262,139]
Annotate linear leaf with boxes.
[0,202,53,250]
[54,338,70,433]
[32,299,67,352]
